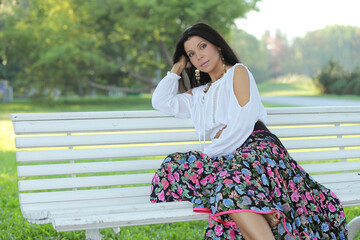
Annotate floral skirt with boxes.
[150,130,348,239]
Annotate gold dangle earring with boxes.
[195,69,200,85]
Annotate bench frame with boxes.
[10,106,360,239]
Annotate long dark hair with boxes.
[173,23,240,88]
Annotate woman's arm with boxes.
[152,56,193,118]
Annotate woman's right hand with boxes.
[171,55,188,75]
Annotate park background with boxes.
[0,0,360,239]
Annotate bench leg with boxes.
[86,229,103,240]
[348,216,360,240]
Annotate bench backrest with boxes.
[10,106,360,220]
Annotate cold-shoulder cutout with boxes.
[233,65,250,107]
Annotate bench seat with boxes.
[10,106,360,240]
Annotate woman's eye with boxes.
[200,43,207,49]
[188,52,194,58]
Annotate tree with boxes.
[229,28,270,82]
[1,0,261,98]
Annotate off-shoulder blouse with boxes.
[152,63,267,157]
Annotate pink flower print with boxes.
[297,207,303,215]
[152,174,160,185]
[200,178,208,186]
[340,211,345,218]
[319,192,326,202]
[275,187,281,197]
[223,179,233,184]
[328,203,336,212]
[171,192,179,199]
[229,229,236,239]
[173,172,179,181]
[291,190,300,202]
[197,168,203,175]
[151,185,153,192]
[183,163,189,169]
[330,190,338,199]
[272,148,278,154]
[177,186,183,196]
[196,161,203,168]
[208,176,216,183]
[215,224,223,236]
[213,162,219,167]
[241,153,249,158]
[289,180,296,190]
[158,190,165,201]
[206,231,210,237]
[259,142,266,149]
[167,164,172,173]
[266,167,274,177]
[305,192,312,201]
[168,174,175,184]
[300,194,308,204]
[232,176,240,183]
[220,171,227,177]
[161,179,169,189]
[200,152,207,159]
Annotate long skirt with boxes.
[150,130,348,239]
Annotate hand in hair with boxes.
[171,55,187,76]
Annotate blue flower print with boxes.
[216,184,223,192]
[235,186,244,194]
[293,174,303,183]
[243,160,249,167]
[277,223,286,235]
[275,202,283,211]
[340,231,346,240]
[279,160,286,169]
[261,174,269,186]
[241,168,250,176]
[295,217,301,227]
[210,196,215,204]
[256,165,264,174]
[164,157,171,163]
[194,198,201,204]
[178,159,185,164]
[211,205,217,214]
[188,155,196,163]
[267,158,275,167]
[223,198,234,208]
[314,214,320,223]
[321,222,329,231]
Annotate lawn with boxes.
[1,87,359,239]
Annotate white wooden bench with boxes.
[10,106,360,240]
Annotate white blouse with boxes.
[152,63,267,157]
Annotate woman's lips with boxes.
[200,61,209,67]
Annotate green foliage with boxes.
[316,60,360,95]
[1,0,260,99]
[288,25,360,76]
[229,28,270,82]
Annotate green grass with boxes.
[1,87,360,239]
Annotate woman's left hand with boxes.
[214,125,227,139]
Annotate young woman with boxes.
[150,23,347,240]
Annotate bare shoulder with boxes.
[233,65,250,107]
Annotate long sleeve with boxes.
[152,72,193,118]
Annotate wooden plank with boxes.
[17,159,164,177]
[290,149,360,162]
[282,138,360,149]
[12,118,195,135]
[14,125,360,148]
[17,158,360,177]
[15,131,198,148]
[16,144,199,163]
[18,173,154,191]
[19,186,150,204]
[10,106,360,122]
[16,142,360,163]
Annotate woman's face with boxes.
[184,36,222,74]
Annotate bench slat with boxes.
[12,118,194,134]
[14,125,360,148]
[19,186,150,204]
[16,143,360,163]
[18,173,154,191]
[17,159,360,177]
[17,159,163,177]
[282,137,360,149]
[12,113,360,135]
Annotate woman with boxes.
[150,23,347,239]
